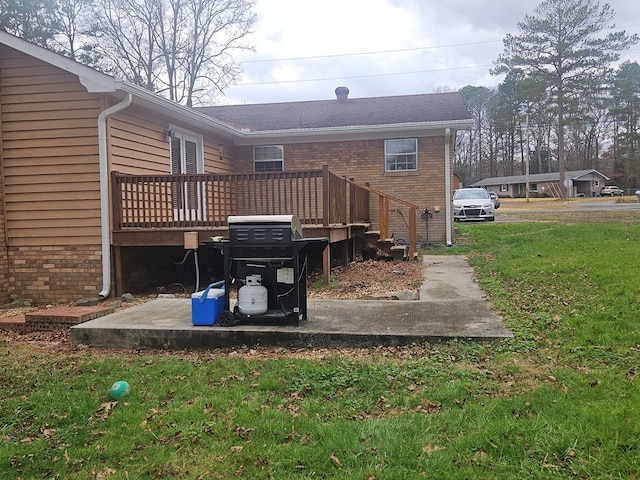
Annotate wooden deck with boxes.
[110,165,418,293]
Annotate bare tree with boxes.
[91,0,161,91]
[91,0,255,105]
[52,0,99,63]
[459,86,495,183]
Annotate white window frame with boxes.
[169,128,205,221]
[384,139,418,172]
[254,145,284,172]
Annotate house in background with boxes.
[0,31,472,304]
[471,170,610,198]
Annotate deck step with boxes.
[0,305,115,333]
[389,244,409,260]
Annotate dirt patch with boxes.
[308,259,425,300]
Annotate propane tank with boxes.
[238,274,268,315]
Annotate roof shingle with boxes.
[195,91,471,132]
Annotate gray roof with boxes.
[195,91,471,132]
[471,169,608,186]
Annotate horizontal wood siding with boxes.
[110,109,236,175]
[110,111,172,174]
[1,46,103,247]
[0,122,8,301]
[204,139,235,174]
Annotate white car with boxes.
[453,188,495,222]
[600,186,624,196]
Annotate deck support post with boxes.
[114,246,123,297]
[323,244,330,285]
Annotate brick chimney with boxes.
[335,86,349,104]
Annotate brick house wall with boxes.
[8,246,101,304]
[234,135,453,245]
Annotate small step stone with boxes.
[121,293,135,302]
[76,297,99,307]
[109,300,123,309]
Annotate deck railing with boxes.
[112,165,418,257]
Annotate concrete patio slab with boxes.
[70,255,513,350]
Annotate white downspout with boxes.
[444,128,452,247]
[98,93,132,298]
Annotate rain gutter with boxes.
[444,128,452,247]
[98,93,132,298]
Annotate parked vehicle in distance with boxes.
[453,188,495,222]
[487,191,500,209]
[600,185,624,196]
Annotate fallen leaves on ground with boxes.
[308,259,424,300]
[1,259,426,357]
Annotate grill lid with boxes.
[228,215,302,240]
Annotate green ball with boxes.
[109,380,131,400]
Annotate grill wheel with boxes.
[217,310,236,327]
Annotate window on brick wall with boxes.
[385,139,417,172]
[254,145,284,172]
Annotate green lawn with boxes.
[2,217,640,479]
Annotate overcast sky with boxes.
[219,0,640,105]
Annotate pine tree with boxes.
[492,0,638,198]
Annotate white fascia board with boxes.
[230,119,474,146]
[119,83,241,140]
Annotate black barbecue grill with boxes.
[208,215,328,326]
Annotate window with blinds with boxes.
[169,130,204,220]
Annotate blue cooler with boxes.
[191,283,225,326]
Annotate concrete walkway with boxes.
[70,255,512,350]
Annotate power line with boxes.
[234,22,640,88]
[240,23,640,65]
[235,64,494,87]
[240,40,502,64]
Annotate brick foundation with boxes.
[8,245,102,304]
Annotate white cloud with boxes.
[220,0,640,105]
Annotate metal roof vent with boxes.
[335,86,349,103]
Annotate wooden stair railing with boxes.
[340,177,419,261]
